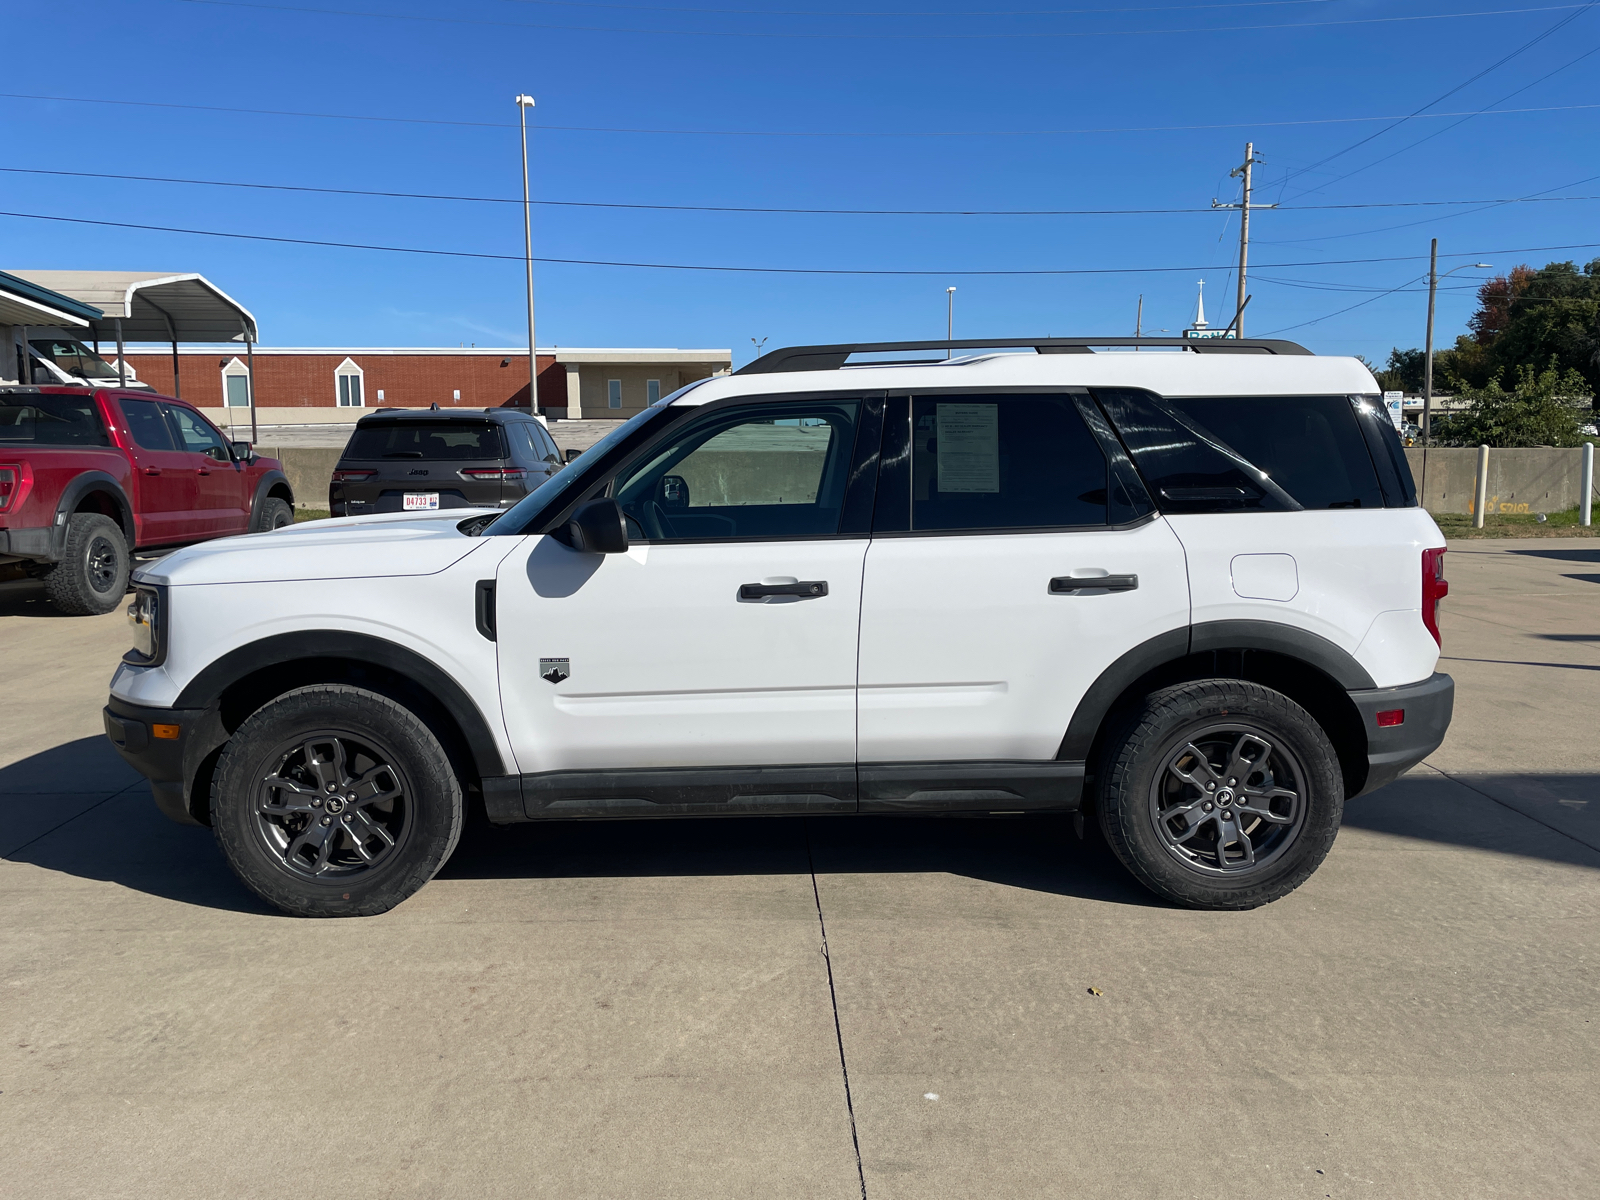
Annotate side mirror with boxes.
[231,441,255,462]
[566,497,628,554]
[657,474,690,509]
[564,447,582,463]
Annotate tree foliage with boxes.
[1379,258,1600,400]
[1431,361,1593,447]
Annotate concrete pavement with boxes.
[3,540,1597,1198]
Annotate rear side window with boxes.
[0,395,108,446]
[905,394,1109,532]
[119,399,177,451]
[1167,395,1385,510]
[345,421,506,461]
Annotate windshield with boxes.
[344,420,506,460]
[30,339,120,381]
[482,403,689,535]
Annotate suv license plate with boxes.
[403,492,440,511]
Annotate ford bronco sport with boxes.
[104,337,1453,916]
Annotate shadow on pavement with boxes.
[1507,547,1600,562]
[7,739,1596,915]
[0,579,75,618]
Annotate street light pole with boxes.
[516,94,538,411]
[1423,248,1494,443]
[946,287,956,359]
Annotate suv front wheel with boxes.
[1097,680,1344,910]
[211,684,464,916]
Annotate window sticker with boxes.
[935,403,999,493]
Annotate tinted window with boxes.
[0,395,108,446]
[906,395,1107,532]
[1167,396,1384,510]
[345,421,506,461]
[614,401,861,540]
[118,399,176,451]
[165,404,231,461]
[1093,389,1298,514]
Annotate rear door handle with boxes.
[1050,573,1139,594]
[197,466,211,476]
[143,466,161,476]
[739,580,829,601]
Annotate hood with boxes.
[133,508,501,586]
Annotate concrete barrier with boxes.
[1405,447,1596,515]
[259,447,341,510]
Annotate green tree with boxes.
[1433,361,1593,447]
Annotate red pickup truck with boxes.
[0,385,294,615]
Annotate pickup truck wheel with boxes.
[210,685,464,917]
[43,513,130,615]
[255,497,293,531]
[1096,680,1343,910]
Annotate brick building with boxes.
[114,345,731,425]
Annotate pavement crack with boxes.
[1,781,144,858]
[805,819,868,1200]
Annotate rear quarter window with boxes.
[0,395,109,446]
[344,421,506,461]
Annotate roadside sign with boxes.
[1383,391,1405,431]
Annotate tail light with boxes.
[460,467,526,481]
[330,469,377,483]
[1421,547,1448,647]
[0,463,32,513]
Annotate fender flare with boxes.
[53,470,135,556]
[247,469,293,530]
[1057,619,1375,761]
[173,630,506,778]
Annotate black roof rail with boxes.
[737,336,1312,375]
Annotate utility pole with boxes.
[946,287,956,358]
[516,94,538,411]
[1211,142,1275,338]
[1424,237,1438,445]
[1135,294,1143,337]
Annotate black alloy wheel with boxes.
[211,684,464,916]
[44,512,130,615]
[1096,679,1343,910]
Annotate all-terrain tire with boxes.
[211,684,464,917]
[1096,679,1344,910]
[255,497,293,532]
[43,513,129,616]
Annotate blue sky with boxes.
[4,0,1598,366]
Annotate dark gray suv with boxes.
[329,408,563,516]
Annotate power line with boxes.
[1261,274,1430,334]
[5,89,1595,138]
[498,0,1343,15]
[175,0,1596,41]
[1,207,1595,275]
[6,165,1600,217]
[1277,1,1599,191]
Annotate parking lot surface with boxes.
[4,540,1598,1199]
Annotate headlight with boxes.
[124,584,166,666]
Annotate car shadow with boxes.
[1507,548,1600,563]
[7,739,1596,915]
[0,579,75,618]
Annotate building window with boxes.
[608,379,622,409]
[222,357,251,407]
[647,379,661,405]
[335,358,364,407]
[453,390,461,402]
[376,389,385,401]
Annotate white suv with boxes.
[104,337,1453,917]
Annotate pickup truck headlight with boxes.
[124,584,167,667]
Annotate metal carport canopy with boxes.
[0,269,101,329]
[6,271,258,342]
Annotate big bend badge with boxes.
[539,658,570,685]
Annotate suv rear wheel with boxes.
[1097,680,1343,910]
[43,512,129,616]
[210,684,464,916]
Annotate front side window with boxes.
[0,394,108,445]
[906,395,1109,532]
[613,401,861,541]
[607,379,623,410]
[344,421,506,461]
[165,404,231,461]
[119,399,177,451]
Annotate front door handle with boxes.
[739,580,829,601]
[197,467,211,476]
[1050,573,1139,594]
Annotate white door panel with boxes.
[496,535,866,772]
[1168,509,1441,686]
[857,518,1191,763]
